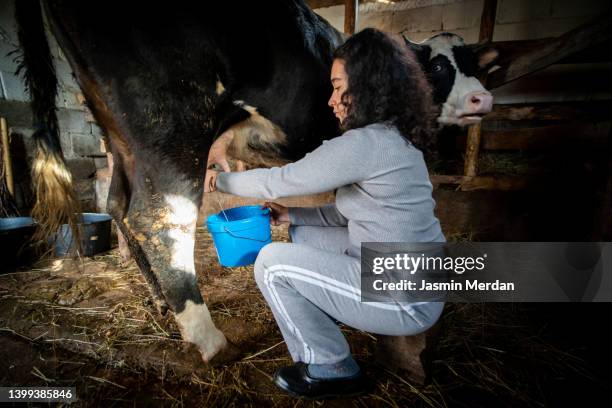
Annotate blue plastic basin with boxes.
[0,217,37,271]
[55,213,113,257]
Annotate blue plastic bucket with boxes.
[206,205,272,267]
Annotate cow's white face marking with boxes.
[164,194,197,273]
[175,299,227,361]
[439,74,489,126]
[425,34,493,127]
[427,34,465,56]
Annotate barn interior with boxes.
[1,0,611,406]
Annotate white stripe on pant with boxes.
[254,225,444,365]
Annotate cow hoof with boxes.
[206,340,241,366]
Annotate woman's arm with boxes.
[260,201,348,227]
[289,203,349,227]
[215,130,372,199]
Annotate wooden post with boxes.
[375,318,443,385]
[592,125,612,240]
[464,123,482,177]
[463,0,497,179]
[0,117,14,196]
[344,0,357,35]
[478,0,497,42]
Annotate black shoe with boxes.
[273,362,369,399]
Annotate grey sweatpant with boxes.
[253,225,445,365]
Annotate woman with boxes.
[206,28,445,399]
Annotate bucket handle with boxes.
[223,226,271,242]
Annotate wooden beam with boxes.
[307,0,427,9]
[431,174,531,191]
[472,38,612,70]
[344,0,357,35]
[490,38,551,68]
[464,0,497,177]
[453,123,610,151]
[307,0,345,8]
[0,117,14,196]
[479,124,609,151]
[484,102,612,122]
[488,12,612,89]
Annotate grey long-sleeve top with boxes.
[215,123,445,257]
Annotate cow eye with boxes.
[432,64,443,73]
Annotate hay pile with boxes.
[0,225,598,407]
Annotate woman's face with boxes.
[328,59,348,124]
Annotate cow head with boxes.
[403,33,499,127]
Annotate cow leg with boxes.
[102,151,132,262]
[107,157,170,315]
[116,230,131,263]
[113,158,229,362]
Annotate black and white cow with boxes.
[404,33,499,127]
[16,0,342,363]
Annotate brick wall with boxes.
[0,0,106,212]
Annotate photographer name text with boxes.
[370,253,515,292]
[372,279,515,291]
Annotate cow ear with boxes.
[476,47,499,70]
[468,40,500,70]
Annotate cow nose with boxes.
[464,91,493,114]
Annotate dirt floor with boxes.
[0,225,609,407]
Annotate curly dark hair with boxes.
[333,28,436,157]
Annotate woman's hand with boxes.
[207,130,234,173]
[262,202,290,226]
[204,169,219,193]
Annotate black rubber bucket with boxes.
[54,213,113,257]
[0,217,37,272]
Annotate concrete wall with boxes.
[0,0,105,212]
[315,0,609,42]
[314,0,611,103]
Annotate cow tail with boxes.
[15,0,80,245]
